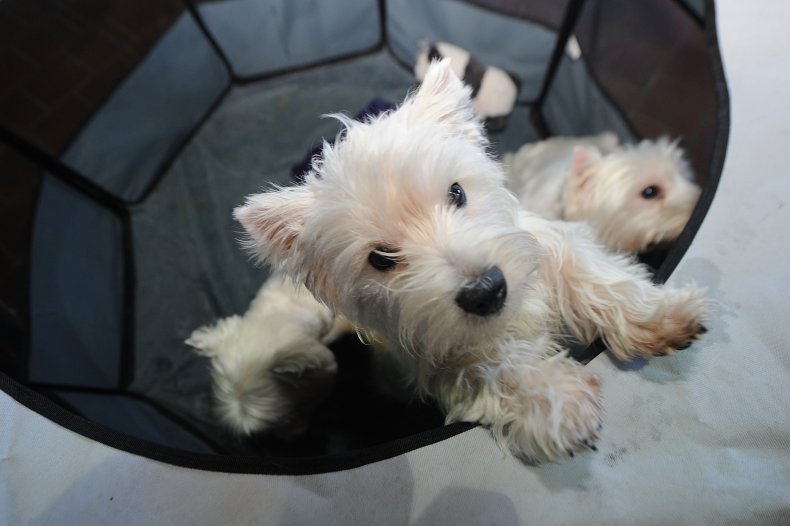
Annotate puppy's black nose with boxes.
[455,266,507,317]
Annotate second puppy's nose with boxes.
[455,266,507,317]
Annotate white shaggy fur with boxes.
[186,275,341,437]
[504,133,701,253]
[220,60,706,461]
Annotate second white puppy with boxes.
[504,133,701,253]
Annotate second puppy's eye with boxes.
[641,185,661,199]
[448,182,467,208]
[368,246,399,271]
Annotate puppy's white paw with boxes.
[210,338,337,436]
[608,285,708,361]
[461,355,604,462]
[186,315,338,436]
[509,366,603,462]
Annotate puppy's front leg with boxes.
[521,213,707,360]
[438,348,603,461]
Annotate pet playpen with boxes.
[2,0,789,523]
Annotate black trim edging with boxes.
[653,0,729,284]
[29,382,228,455]
[1,371,476,475]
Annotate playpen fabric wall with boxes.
[2,0,790,523]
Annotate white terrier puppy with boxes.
[186,274,341,437]
[503,133,701,253]
[220,60,705,461]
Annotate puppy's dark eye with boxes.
[641,185,661,199]
[448,182,466,208]
[368,246,399,271]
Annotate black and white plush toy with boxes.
[415,41,520,132]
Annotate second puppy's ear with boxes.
[411,58,485,144]
[234,185,314,268]
[570,146,602,188]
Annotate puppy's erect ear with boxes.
[234,185,314,267]
[411,58,485,143]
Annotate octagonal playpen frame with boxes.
[0,0,727,473]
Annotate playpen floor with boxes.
[129,51,540,455]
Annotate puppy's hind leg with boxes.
[522,214,707,361]
[187,274,346,435]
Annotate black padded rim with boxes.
[652,0,728,284]
[0,371,475,475]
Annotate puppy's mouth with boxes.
[455,266,507,317]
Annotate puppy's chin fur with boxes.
[227,59,708,462]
